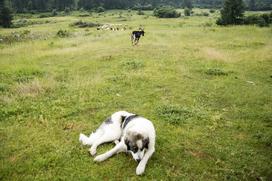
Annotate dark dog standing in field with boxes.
[131,29,145,45]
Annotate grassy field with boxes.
[0,9,272,180]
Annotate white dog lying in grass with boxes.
[79,111,156,175]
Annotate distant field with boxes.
[0,9,271,180]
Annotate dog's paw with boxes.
[89,148,96,156]
[79,134,88,145]
[114,140,120,145]
[79,133,83,142]
[94,155,105,162]
[136,165,145,175]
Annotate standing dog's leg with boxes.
[135,38,139,45]
[131,34,135,45]
[94,142,126,162]
[136,147,155,175]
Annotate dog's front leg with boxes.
[136,147,155,175]
[94,142,126,162]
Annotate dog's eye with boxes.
[133,146,138,152]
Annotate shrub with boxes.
[56,30,69,38]
[132,4,153,10]
[260,13,271,24]
[39,14,51,18]
[154,6,181,18]
[209,9,216,13]
[184,8,191,16]
[137,10,144,15]
[12,19,29,28]
[64,7,71,14]
[0,30,32,43]
[243,13,271,27]
[52,9,58,16]
[78,13,90,17]
[95,6,105,13]
[71,20,100,28]
[205,68,229,76]
[202,12,209,16]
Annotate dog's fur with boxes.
[79,111,156,175]
[131,30,145,45]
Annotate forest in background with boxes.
[1,0,272,13]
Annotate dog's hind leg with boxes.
[79,133,91,145]
[79,129,104,146]
[89,132,118,156]
[94,142,126,162]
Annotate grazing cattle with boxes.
[131,30,145,45]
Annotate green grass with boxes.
[0,9,272,180]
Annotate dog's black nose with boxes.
[136,159,141,163]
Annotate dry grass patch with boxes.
[202,47,228,62]
[15,78,56,97]
[16,79,44,97]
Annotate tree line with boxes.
[1,0,271,13]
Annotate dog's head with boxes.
[141,30,145,36]
[138,28,145,36]
[124,131,149,162]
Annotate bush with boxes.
[184,8,191,16]
[205,68,229,76]
[52,9,58,16]
[202,12,209,16]
[78,13,90,17]
[39,14,51,18]
[137,10,145,15]
[0,30,32,43]
[209,9,216,13]
[71,20,100,28]
[95,7,105,13]
[64,7,71,14]
[56,30,69,38]
[132,4,153,10]
[243,13,271,27]
[260,13,271,24]
[154,6,181,18]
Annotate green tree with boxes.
[249,0,256,10]
[182,0,193,9]
[0,5,13,27]
[217,0,245,25]
[184,7,191,16]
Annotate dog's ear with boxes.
[125,139,130,150]
[135,133,143,140]
[121,115,126,123]
[130,131,143,140]
[143,137,149,149]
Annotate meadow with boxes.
[0,9,272,180]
